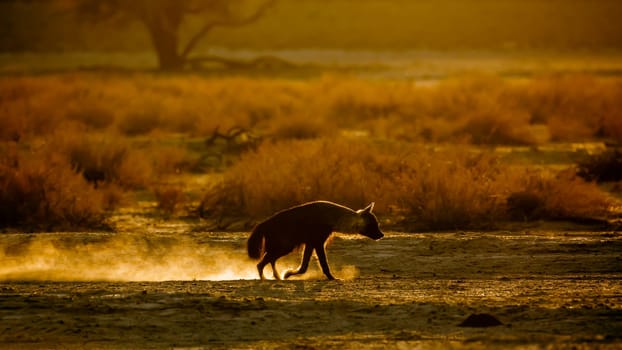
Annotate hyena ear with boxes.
[363,202,375,213]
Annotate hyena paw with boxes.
[283,270,296,279]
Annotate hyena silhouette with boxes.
[247,200,384,280]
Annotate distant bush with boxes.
[269,115,335,140]
[327,78,401,122]
[454,111,537,145]
[0,77,64,141]
[577,148,622,182]
[154,186,186,216]
[394,149,513,230]
[506,190,544,221]
[317,75,622,145]
[2,74,621,146]
[0,145,107,230]
[0,111,26,142]
[65,104,115,130]
[57,133,153,189]
[514,75,622,142]
[148,144,199,174]
[509,170,614,221]
[118,111,162,136]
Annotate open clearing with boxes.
[1,230,621,349]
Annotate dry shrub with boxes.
[455,110,538,145]
[395,150,513,230]
[0,145,107,230]
[201,139,388,219]
[200,138,617,230]
[325,78,402,122]
[97,183,126,210]
[576,149,622,182]
[0,93,64,142]
[148,145,199,174]
[0,107,27,142]
[56,133,153,189]
[117,110,162,136]
[154,186,186,215]
[436,79,540,145]
[65,103,115,130]
[546,115,595,142]
[321,74,622,144]
[3,74,621,146]
[506,191,543,221]
[509,170,614,221]
[269,114,336,140]
[114,148,154,188]
[513,75,622,142]
[200,139,513,230]
[600,113,622,141]
[199,180,246,219]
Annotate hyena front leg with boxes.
[284,245,313,279]
[315,243,336,280]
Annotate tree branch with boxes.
[180,23,217,60]
[180,0,276,60]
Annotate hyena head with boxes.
[355,202,384,240]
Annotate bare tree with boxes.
[69,0,275,70]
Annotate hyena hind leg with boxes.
[257,252,281,280]
[256,259,267,280]
[284,245,313,279]
[270,261,282,280]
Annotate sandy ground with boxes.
[1,230,621,349]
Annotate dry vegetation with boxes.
[53,132,153,190]
[2,74,621,144]
[0,143,107,230]
[0,73,620,231]
[577,148,622,183]
[199,139,615,230]
[154,186,187,216]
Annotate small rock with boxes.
[458,313,503,327]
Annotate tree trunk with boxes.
[144,15,183,70]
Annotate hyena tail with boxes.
[247,224,265,259]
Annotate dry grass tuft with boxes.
[118,111,162,136]
[0,144,108,230]
[394,149,512,230]
[509,170,614,221]
[269,115,335,140]
[55,133,153,189]
[154,186,186,216]
[148,145,199,175]
[577,148,622,182]
[65,103,116,130]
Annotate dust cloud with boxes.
[0,233,258,282]
[0,233,359,282]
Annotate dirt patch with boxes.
[1,231,621,349]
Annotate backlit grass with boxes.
[0,143,108,230]
[1,72,620,230]
[199,139,616,230]
[1,74,621,145]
